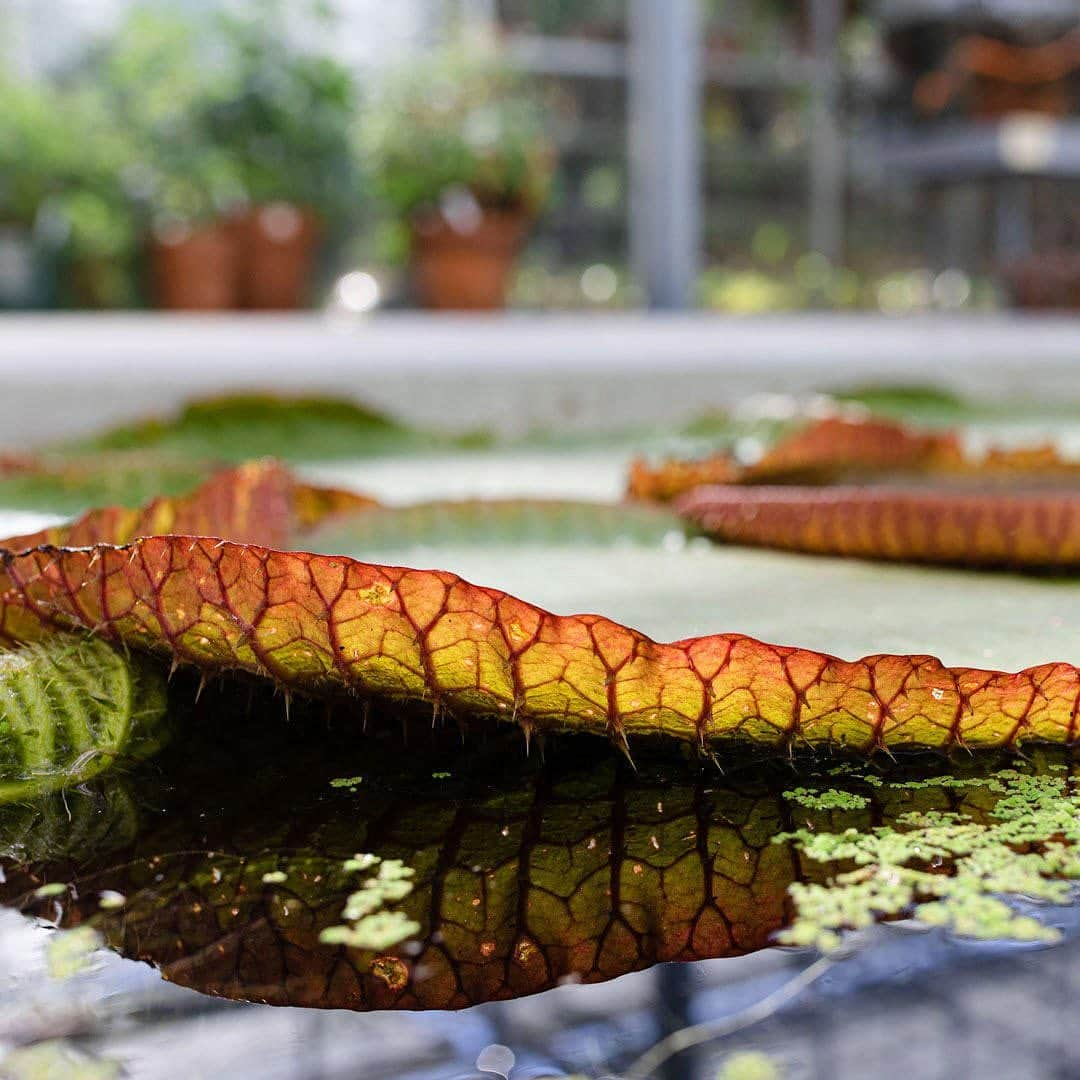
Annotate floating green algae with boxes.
[46,925,103,980]
[783,787,870,812]
[330,775,365,790]
[777,763,1080,951]
[717,1051,784,1080]
[319,855,419,951]
[0,1040,120,1080]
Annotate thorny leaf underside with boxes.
[2,533,1077,755]
[0,636,166,803]
[0,459,1076,756]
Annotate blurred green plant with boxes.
[361,45,554,225]
[81,8,244,229]
[0,3,362,308]
[206,1,360,224]
[0,78,73,227]
[0,75,142,306]
[68,4,361,229]
[496,0,624,37]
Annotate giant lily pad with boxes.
[0,397,1078,1017]
[0,467,1076,756]
[0,411,1076,760]
[304,497,693,554]
[0,394,472,517]
[632,415,1080,570]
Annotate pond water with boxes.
[1,679,1078,1077]
[1,406,1078,1078]
[1,682,1076,1008]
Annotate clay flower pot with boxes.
[149,220,239,311]
[410,209,530,311]
[1003,251,1080,310]
[236,202,321,310]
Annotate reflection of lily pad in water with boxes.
[1,687,1076,1013]
[0,636,168,803]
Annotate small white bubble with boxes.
[476,1043,515,1078]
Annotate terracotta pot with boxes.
[149,221,238,311]
[410,209,529,311]
[236,203,321,310]
[971,79,1070,121]
[1003,251,1080,310]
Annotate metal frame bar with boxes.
[628,0,702,310]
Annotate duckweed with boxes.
[319,856,419,953]
[783,787,870,811]
[717,1051,783,1080]
[776,767,1080,951]
[46,925,102,980]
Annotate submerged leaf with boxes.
[2,534,1077,755]
[0,782,138,864]
[0,636,167,803]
